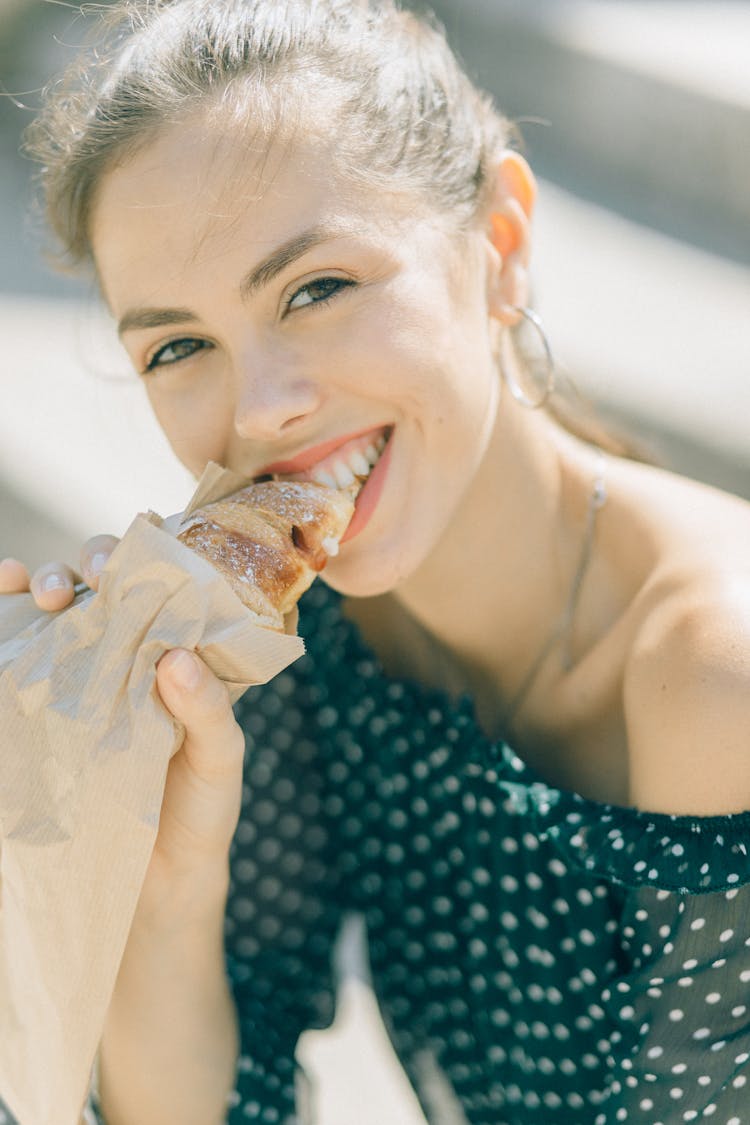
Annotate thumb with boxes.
[156,649,246,781]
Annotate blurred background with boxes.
[0,0,748,575]
[0,1,748,1122]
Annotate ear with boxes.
[485,151,537,325]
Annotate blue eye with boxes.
[286,277,355,313]
[145,337,210,372]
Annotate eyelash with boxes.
[285,275,355,313]
[143,337,209,372]
[143,276,356,373]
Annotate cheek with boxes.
[338,295,455,397]
[146,382,233,475]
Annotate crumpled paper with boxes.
[0,464,305,1125]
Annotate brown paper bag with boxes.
[0,465,306,1125]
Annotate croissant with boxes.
[177,480,355,630]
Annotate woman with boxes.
[3,1,750,1122]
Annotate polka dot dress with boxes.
[77,584,750,1124]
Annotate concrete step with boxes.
[0,295,194,569]
[533,179,750,499]
[423,0,750,265]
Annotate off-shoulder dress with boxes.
[89,582,750,1125]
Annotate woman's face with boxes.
[91,120,502,596]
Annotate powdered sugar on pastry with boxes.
[176,480,354,630]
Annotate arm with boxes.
[95,651,246,1125]
[98,864,238,1125]
[97,658,344,1125]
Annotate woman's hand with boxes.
[0,533,120,610]
[0,538,247,898]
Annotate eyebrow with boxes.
[240,225,339,299]
[117,224,341,337]
[117,307,198,336]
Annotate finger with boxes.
[0,557,31,594]
[29,562,80,612]
[156,650,245,780]
[80,534,120,591]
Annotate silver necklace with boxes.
[502,450,607,730]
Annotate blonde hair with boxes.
[24,0,512,267]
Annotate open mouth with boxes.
[253,425,395,548]
[303,428,390,492]
[264,425,393,495]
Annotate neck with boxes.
[392,402,602,724]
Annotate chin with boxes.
[320,539,416,600]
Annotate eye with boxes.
[286,276,355,313]
[144,337,211,372]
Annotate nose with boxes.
[233,365,323,441]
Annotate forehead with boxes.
[90,118,407,296]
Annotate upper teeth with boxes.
[332,461,356,488]
[313,469,339,489]
[349,451,371,476]
[310,433,387,491]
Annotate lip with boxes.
[257,425,390,477]
[340,427,394,544]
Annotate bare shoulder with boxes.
[624,573,750,815]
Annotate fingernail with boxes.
[89,552,109,577]
[169,650,201,690]
[41,573,70,593]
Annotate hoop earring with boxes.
[501,306,555,410]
